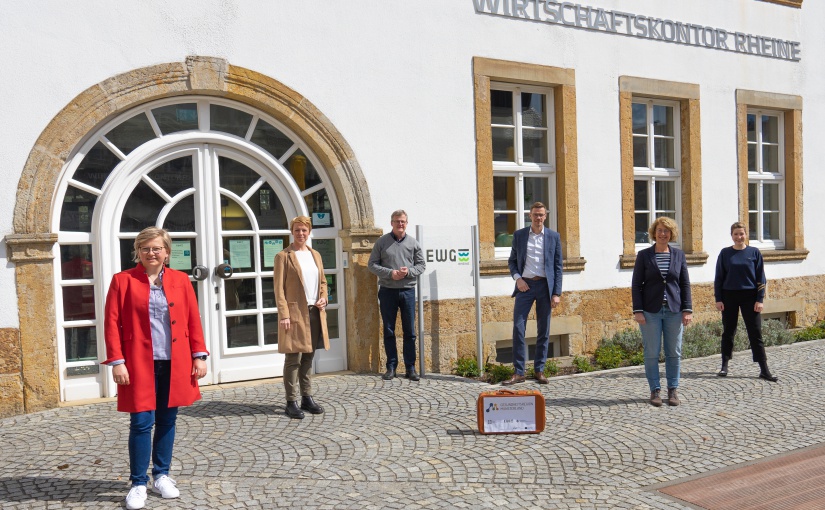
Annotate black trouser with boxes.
[721,289,765,362]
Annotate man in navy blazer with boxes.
[503,202,563,385]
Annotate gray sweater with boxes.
[368,233,426,289]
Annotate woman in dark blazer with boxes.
[273,215,329,419]
[104,227,208,509]
[632,217,693,407]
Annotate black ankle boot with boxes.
[300,395,324,414]
[285,400,305,419]
[718,357,729,377]
[758,360,778,382]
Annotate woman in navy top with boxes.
[714,222,777,381]
[632,217,693,407]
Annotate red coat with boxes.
[103,266,207,413]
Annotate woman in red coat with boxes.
[103,227,208,510]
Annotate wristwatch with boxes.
[194,355,208,361]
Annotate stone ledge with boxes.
[6,233,58,263]
[762,249,809,262]
[619,251,709,269]
[759,0,802,7]
[480,257,586,276]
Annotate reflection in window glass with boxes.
[261,278,275,308]
[62,285,96,321]
[655,181,676,211]
[220,195,252,231]
[523,177,549,209]
[106,113,156,155]
[491,90,514,125]
[148,157,194,197]
[250,120,294,160]
[61,245,94,280]
[210,105,253,137]
[762,145,779,173]
[61,186,98,232]
[305,189,334,228]
[226,314,258,348]
[763,183,780,211]
[632,137,647,168]
[120,181,166,232]
[652,105,673,136]
[632,103,647,134]
[263,313,278,345]
[248,182,287,230]
[222,237,254,271]
[747,114,756,142]
[313,239,336,269]
[225,278,257,311]
[119,238,136,271]
[219,157,260,197]
[164,195,196,232]
[521,93,545,127]
[152,104,198,134]
[493,176,515,210]
[494,213,516,246]
[522,129,548,163]
[492,127,515,162]
[284,150,323,190]
[635,214,650,244]
[64,326,97,362]
[762,115,779,143]
[654,138,674,168]
[73,142,120,189]
[326,309,339,338]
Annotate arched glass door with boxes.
[54,99,347,401]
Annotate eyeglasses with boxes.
[139,247,165,254]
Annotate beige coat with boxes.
[273,245,330,353]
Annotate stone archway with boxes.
[6,56,382,416]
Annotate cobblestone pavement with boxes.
[2,339,823,509]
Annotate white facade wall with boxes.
[0,0,821,321]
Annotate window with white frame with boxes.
[632,99,681,246]
[491,83,556,256]
[747,109,784,247]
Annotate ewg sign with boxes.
[426,248,471,265]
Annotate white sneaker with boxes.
[125,485,147,510]
[153,474,180,499]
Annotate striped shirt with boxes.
[655,251,670,303]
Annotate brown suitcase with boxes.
[477,388,546,434]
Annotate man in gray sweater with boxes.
[368,210,426,381]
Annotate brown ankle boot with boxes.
[667,388,681,406]
[650,389,662,407]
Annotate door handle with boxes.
[215,263,233,279]
[192,265,209,281]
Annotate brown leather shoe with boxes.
[535,372,549,384]
[650,389,662,407]
[501,374,526,386]
[667,388,681,406]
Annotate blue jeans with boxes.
[378,286,417,370]
[129,360,178,486]
[639,308,683,392]
[512,278,551,375]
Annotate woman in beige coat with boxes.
[273,216,329,419]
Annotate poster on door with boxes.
[418,226,473,301]
[169,240,192,271]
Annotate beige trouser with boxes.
[283,351,315,401]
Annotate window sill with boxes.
[619,252,709,269]
[761,249,809,262]
[480,257,586,276]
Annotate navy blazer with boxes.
[507,226,563,299]
[631,245,693,314]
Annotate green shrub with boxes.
[795,323,825,342]
[762,318,795,346]
[452,355,480,378]
[544,359,560,377]
[485,363,514,384]
[594,343,624,370]
[627,351,645,366]
[573,355,594,373]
